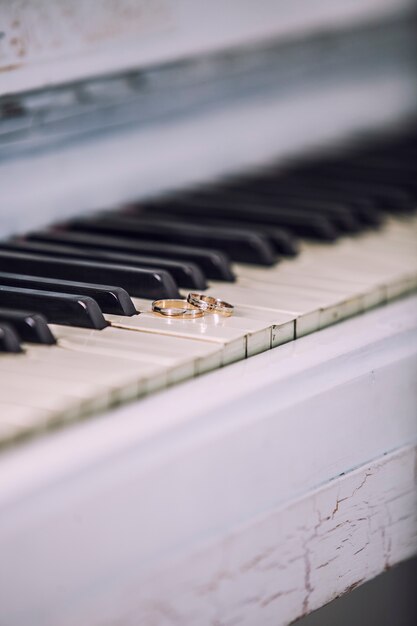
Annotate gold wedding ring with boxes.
[152,299,205,318]
[187,293,234,316]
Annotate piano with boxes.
[0,1,416,624]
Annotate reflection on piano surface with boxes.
[0,1,416,625]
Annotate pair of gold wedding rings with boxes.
[152,293,234,319]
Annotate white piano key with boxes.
[330,242,416,276]
[379,215,417,241]
[0,343,172,443]
[319,258,414,302]
[0,344,166,401]
[130,294,294,348]
[205,282,321,337]
[0,368,111,414]
[110,304,249,363]
[236,261,384,322]
[59,344,189,387]
[241,274,364,324]
[339,217,417,297]
[229,305,295,347]
[229,227,414,334]
[0,403,53,424]
[0,419,20,444]
[236,261,377,293]
[0,404,55,443]
[51,324,222,381]
[386,275,417,301]
[0,357,138,407]
[242,263,385,312]
[30,346,150,404]
[294,237,411,274]
[126,304,250,359]
[0,385,84,422]
[56,323,222,367]
[231,218,417,329]
[299,223,417,276]
[282,263,388,309]
[335,233,417,298]
[116,299,295,351]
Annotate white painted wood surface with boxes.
[68,445,415,626]
[0,295,416,625]
[0,0,413,95]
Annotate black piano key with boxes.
[68,215,277,265]
[268,198,360,233]
[349,155,417,178]
[313,156,417,189]
[140,198,339,241]
[27,230,236,282]
[128,201,299,255]
[2,239,207,291]
[0,322,23,353]
[0,308,56,345]
[357,132,417,157]
[259,180,383,226]
[205,186,364,232]
[136,210,297,255]
[242,223,298,256]
[189,220,296,255]
[162,188,359,234]
[326,165,417,198]
[182,219,299,255]
[277,186,383,227]
[281,172,415,212]
[0,286,108,329]
[270,175,410,213]
[345,199,385,226]
[0,271,137,317]
[0,250,179,300]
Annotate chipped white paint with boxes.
[0,0,414,94]
[81,445,416,626]
[0,296,416,625]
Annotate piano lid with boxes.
[0,0,416,96]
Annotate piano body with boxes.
[0,1,416,624]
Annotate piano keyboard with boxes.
[1,128,416,447]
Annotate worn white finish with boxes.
[59,445,415,626]
[0,0,413,95]
[0,295,416,625]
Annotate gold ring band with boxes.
[152,299,205,318]
[187,293,234,316]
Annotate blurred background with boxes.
[1,0,417,238]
